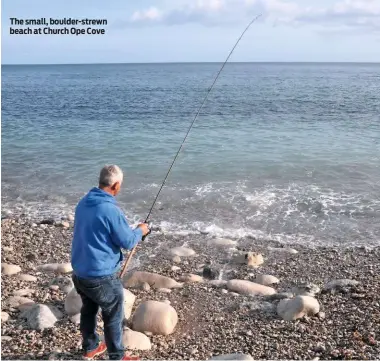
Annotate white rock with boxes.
[37,263,73,274]
[324,279,359,291]
[49,285,60,291]
[123,289,136,320]
[3,246,13,252]
[255,274,280,286]
[172,256,181,264]
[226,280,276,296]
[169,247,196,257]
[4,296,35,309]
[1,312,10,322]
[69,313,81,324]
[179,273,204,283]
[2,263,21,276]
[61,221,70,228]
[122,328,151,350]
[171,266,181,272]
[123,271,183,289]
[277,295,320,321]
[17,274,38,282]
[209,353,254,360]
[208,238,237,248]
[13,289,35,297]
[132,300,178,335]
[64,288,82,316]
[20,304,62,330]
[2,336,12,342]
[67,214,74,221]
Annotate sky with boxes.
[1,0,380,64]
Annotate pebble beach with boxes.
[1,217,379,360]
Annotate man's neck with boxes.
[99,186,115,197]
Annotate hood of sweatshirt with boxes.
[83,187,116,207]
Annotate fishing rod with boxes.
[119,14,262,279]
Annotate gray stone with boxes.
[20,304,62,330]
[323,279,360,291]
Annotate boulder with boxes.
[37,263,73,274]
[226,280,276,296]
[169,247,196,257]
[208,238,237,248]
[323,279,359,292]
[230,252,264,268]
[1,312,10,323]
[172,256,181,264]
[20,304,62,330]
[64,288,82,316]
[123,289,136,320]
[17,274,38,282]
[4,296,35,309]
[209,354,254,360]
[203,265,220,280]
[277,296,320,321]
[69,313,81,324]
[179,274,204,283]
[123,271,182,289]
[2,263,21,276]
[122,328,151,350]
[255,274,280,286]
[132,300,178,335]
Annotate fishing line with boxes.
[120,14,262,279]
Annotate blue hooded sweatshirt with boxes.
[71,187,143,278]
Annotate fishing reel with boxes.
[141,221,153,241]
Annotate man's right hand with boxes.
[138,223,150,236]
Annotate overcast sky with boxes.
[2,0,380,64]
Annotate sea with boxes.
[1,63,380,247]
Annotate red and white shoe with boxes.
[82,342,107,360]
[121,354,140,360]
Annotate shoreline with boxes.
[1,217,379,360]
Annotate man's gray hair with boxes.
[99,165,123,187]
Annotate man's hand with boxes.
[138,223,150,236]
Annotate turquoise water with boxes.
[2,63,380,246]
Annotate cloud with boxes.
[120,0,380,33]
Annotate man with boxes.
[71,165,150,360]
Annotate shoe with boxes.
[83,342,107,360]
[121,354,140,360]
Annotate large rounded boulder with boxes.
[277,295,320,321]
[227,280,276,296]
[123,271,182,289]
[132,300,178,335]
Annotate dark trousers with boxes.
[72,273,125,360]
